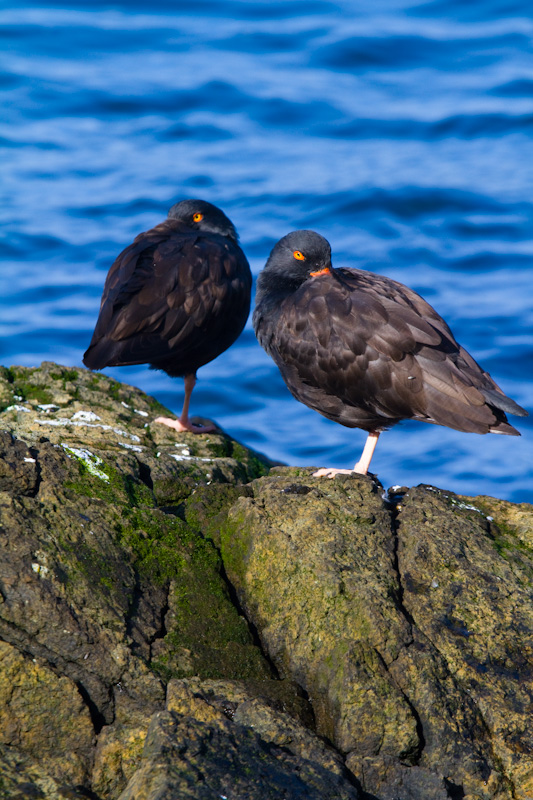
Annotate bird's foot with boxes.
[312,467,361,478]
[154,416,216,434]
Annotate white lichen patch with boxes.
[118,442,143,452]
[169,453,213,462]
[5,404,31,413]
[24,457,36,463]
[43,418,72,427]
[38,403,60,413]
[72,410,101,422]
[36,417,141,442]
[176,445,191,456]
[113,427,141,442]
[450,499,484,515]
[61,444,110,482]
[425,487,485,516]
[121,401,148,417]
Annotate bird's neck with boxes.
[255,269,303,310]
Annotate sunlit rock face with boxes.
[221,472,533,799]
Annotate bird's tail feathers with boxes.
[480,388,528,418]
[83,339,135,370]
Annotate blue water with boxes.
[1,1,532,502]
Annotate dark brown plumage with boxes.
[253,230,527,476]
[84,199,251,432]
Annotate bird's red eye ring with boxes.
[293,250,305,261]
[193,212,203,222]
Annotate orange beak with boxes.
[310,267,331,277]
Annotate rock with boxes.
[0,362,276,799]
[221,469,533,799]
[0,362,532,799]
[92,698,153,800]
[118,678,358,800]
[396,486,533,797]
[0,744,93,800]
[0,640,94,785]
[0,363,273,509]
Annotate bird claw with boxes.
[154,416,216,434]
[312,467,357,478]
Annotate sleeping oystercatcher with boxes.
[84,199,251,432]
[253,230,527,476]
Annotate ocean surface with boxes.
[1,0,532,502]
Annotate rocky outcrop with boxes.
[0,362,532,799]
[222,473,533,798]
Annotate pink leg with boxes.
[154,374,216,434]
[313,431,380,478]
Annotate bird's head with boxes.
[167,199,239,241]
[263,230,333,285]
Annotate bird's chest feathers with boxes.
[284,280,354,337]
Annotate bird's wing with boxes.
[273,268,513,431]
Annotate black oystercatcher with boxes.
[84,199,252,433]
[253,230,527,476]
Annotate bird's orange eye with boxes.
[193,212,203,222]
[293,250,305,261]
